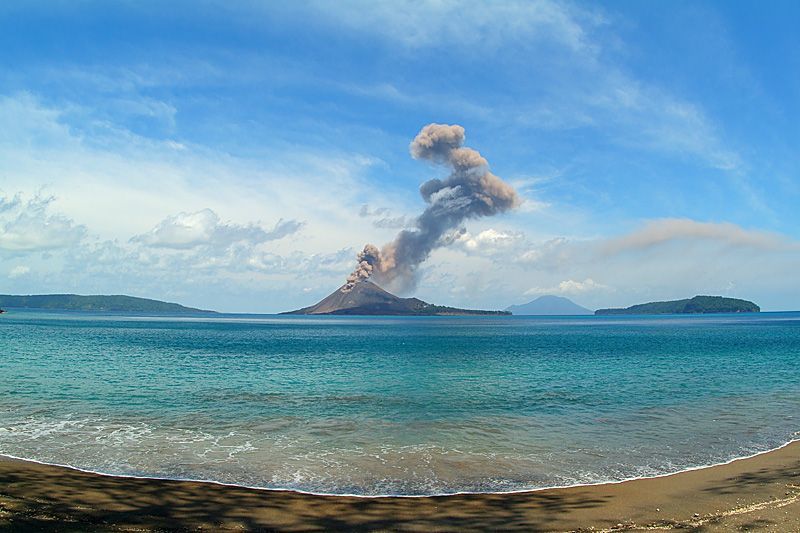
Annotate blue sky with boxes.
[1,1,798,312]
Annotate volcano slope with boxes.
[283,281,509,316]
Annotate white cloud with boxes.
[36,231,360,312]
[516,197,551,213]
[8,265,30,279]
[131,209,303,250]
[454,228,522,254]
[559,278,608,293]
[0,92,397,255]
[546,73,744,172]
[133,209,224,249]
[0,92,71,145]
[0,195,87,252]
[517,237,571,268]
[525,278,609,296]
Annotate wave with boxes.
[2,436,798,498]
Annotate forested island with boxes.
[0,294,215,314]
[595,295,760,315]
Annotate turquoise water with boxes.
[1,310,799,496]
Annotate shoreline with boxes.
[2,442,799,531]
[1,437,799,498]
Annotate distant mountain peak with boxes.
[505,295,592,316]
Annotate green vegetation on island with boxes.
[595,295,759,315]
[0,294,215,314]
[403,304,510,316]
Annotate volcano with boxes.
[283,281,509,316]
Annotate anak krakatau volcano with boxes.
[283,281,508,316]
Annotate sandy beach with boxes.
[0,442,797,532]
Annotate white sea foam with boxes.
[1,439,798,498]
[1,411,797,496]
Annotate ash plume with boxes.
[343,124,520,293]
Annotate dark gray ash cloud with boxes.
[344,123,520,293]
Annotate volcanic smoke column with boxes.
[343,123,520,293]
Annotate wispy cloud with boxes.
[304,3,727,163]
[600,218,793,256]
[284,0,603,52]
[518,218,798,271]
[131,209,303,250]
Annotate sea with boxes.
[1,310,798,496]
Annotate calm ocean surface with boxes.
[1,310,798,496]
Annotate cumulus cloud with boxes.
[453,228,523,254]
[131,209,303,250]
[8,265,31,278]
[0,194,87,252]
[525,278,609,296]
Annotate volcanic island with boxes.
[283,280,509,316]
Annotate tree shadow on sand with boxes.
[0,462,612,532]
[701,460,800,496]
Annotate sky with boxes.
[0,0,798,312]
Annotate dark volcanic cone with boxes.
[283,281,509,316]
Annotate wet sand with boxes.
[1,442,799,532]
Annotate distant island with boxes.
[0,294,215,314]
[283,281,509,316]
[595,295,760,315]
[506,295,592,316]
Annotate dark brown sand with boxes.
[1,442,799,532]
